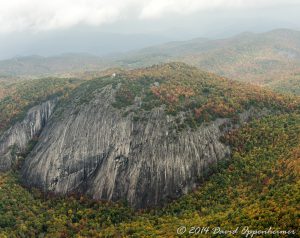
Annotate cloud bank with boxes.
[0,0,299,33]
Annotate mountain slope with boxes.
[266,73,300,95]
[1,29,300,91]
[0,113,299,237]
[0,77,83,171]
[116,29,300,85]
[0,77,82,133]
[0,54,107,79]
[19,63,299,209]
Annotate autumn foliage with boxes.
[113,63,300,126]
[1,113,299,237]
[0,63,299,237]
[0,78,82,133]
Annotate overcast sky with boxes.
[0,0,300,59]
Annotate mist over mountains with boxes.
[1,29,300,90]
[0,29,173,60]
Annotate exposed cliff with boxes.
[20,63,298,208]
[22,86,230,208]
[0,99,57,171]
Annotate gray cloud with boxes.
[0,0,299,33]
[0,0,299,59]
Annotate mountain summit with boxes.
[14,63,297,208]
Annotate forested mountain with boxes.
[0,63,299,236]
[116,29,300,86]
[1,29,300,95]
[0,28,300,237]
[0,54,107,79]
[0,77,83,133]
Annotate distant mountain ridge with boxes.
[116,28,300,85]
[0,54,106,79]
[1,29,300,92]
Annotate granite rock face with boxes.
[20,85,241,208]
[0,99,57,171]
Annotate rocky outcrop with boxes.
[21,85,258,209]
[0,99,57,171]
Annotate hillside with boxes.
[116,29,300,86]
[3,62,297,206]
[0,113,299,237]
[1,29,300,92]
[0,62,299,236]
[266,73,300,96]
[0,54,107,79]
[0,77,83,134]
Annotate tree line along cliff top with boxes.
[1,62,300,135]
